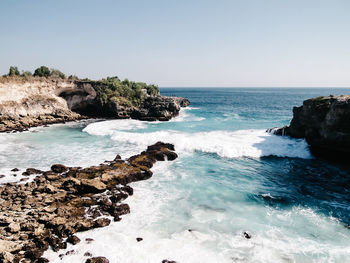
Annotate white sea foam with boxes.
[83,119,147,135]
[84,123,312,159]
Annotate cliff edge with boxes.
[0,76,189,132]
[268,95,350,160]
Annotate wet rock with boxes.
[244,231,251,239]
[65,249,75,255]
[85,256,110,263]
[36,258,50,263]
[85,238,94,243]
[84,252,93,257]
[22,168,43,176]
[51,164,69,173]
[94,218,111,228]
[162,260,177,263]
[66,235,80,245]
[136,237,143,242]
[11,168,19,172]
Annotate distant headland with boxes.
[0,66,190,132]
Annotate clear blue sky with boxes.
[1,0,349,87]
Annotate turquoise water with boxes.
[1,88,350,262]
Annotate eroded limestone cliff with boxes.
[0,77,189,132]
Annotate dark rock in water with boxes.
[0,175,5,179]
[94,218,111,228]
[36,258,50,263]
[86,257,110,263]
[131,96,190,122]
[114,155,122,160]
[85,238,95,243]
[11,168,19,172]
[268,95,350,161]
[136,237,143,242]
[51,164,69,173]
[162,260,177,263]
[244,231,251,239]
[22,168,44,176]
[67,235,81,245]
[84,252,93,257]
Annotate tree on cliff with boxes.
[33,66,51,77]
[8,66,20,76]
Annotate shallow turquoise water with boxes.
[1,88,350,262]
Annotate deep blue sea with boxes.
[1,88,350,263]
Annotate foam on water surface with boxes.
[84,121,312,159]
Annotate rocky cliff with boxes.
[268,95,350,160]
[0,77,189,132]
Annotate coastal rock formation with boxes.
[0,77,83,132]
[0,76,190,132]
[268,95,350,159]
[0,142,178,262]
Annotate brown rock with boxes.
[67,235,81,245]
[51,164,69,173]
[94,218,111,228]
[86,257,110,263]
[80,178,107,193]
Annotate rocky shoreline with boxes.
[0,77,190,133]
[268,95,350,161]
[0,142,178,263]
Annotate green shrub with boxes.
[8,66,20,76]
[33,66,50,77]
[92,77,159,107]
[50,69,66,79]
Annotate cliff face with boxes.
[0,77,189,132]
[0,78,83,132]
[269,95,350,160]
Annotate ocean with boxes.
[1,88,350,263]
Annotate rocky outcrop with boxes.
[131,96,190,121]
[268,95,350,160]
[0,142,178,262]
[0,77,190,132]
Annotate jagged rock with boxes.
[268,95,350,160]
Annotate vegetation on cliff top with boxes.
[2,66,160,106]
